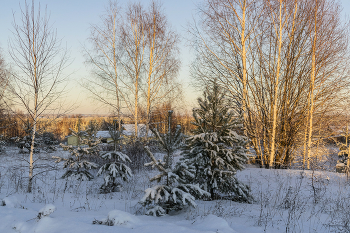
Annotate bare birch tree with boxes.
[191,0,257,119]
[84,0,124,129]
[8,0,68,192]
[119,3,147,136]
[0,50,10,128]
[305,0,318,169]
[143,1,180,139]
[0,51,9,109]
[303,0,349,169]
[84,1,181,137]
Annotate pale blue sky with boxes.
[0,0,349,114]
[0,0,202,114]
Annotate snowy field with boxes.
[1,147,350,233]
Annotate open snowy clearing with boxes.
[0,147,349,233]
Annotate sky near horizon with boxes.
[0,0,350,115]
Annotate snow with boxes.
[122,124,153,137]
[96,131,111,138]
[1,146,349,233]
[95,125,153,138]
[188,215,238,233]
[0,201,237,233]
[104,209,138,227]
[1,195,21,208]
[69,126,152,140]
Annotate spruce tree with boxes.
[181,84,253,203]
[0,135,5,154]
[17,121,41,154]
[17,122,58,154]
[336,125,350,173]
[140,123,210,216]
[97,123,132,193]
[42,132,58,153]
[54,121,99,181]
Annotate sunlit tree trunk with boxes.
[306,0,318,169]
[269,0,284,168]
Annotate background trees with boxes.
[0,49,10,137]
[303,0,349,169]
[84,0,123,129]
[192,0,349,168]
[143,1,180,139]
[85,0,181,137]
[0,50,8,108]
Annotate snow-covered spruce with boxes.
[139,126,210,216]
[180,83,253,203]
[93,210,138,226]
[54,124,100,181]
[97,125,132,193]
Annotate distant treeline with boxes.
[0,104,196,142]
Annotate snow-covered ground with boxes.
[0,147,349,233]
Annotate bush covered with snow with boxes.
[93,210,138,227]
[37,204,56,220]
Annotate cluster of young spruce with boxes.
[53,84,252,216]
[139,84,252,216]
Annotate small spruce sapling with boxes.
[140,124,210,216]
[181,84,253,203]
[54,122,99,181]
[17,121,41,154]
[16,122,58,154]
[41,132,58,153]
[80,121,101,158]
[0,135,5,154]
[97,123,132,193]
